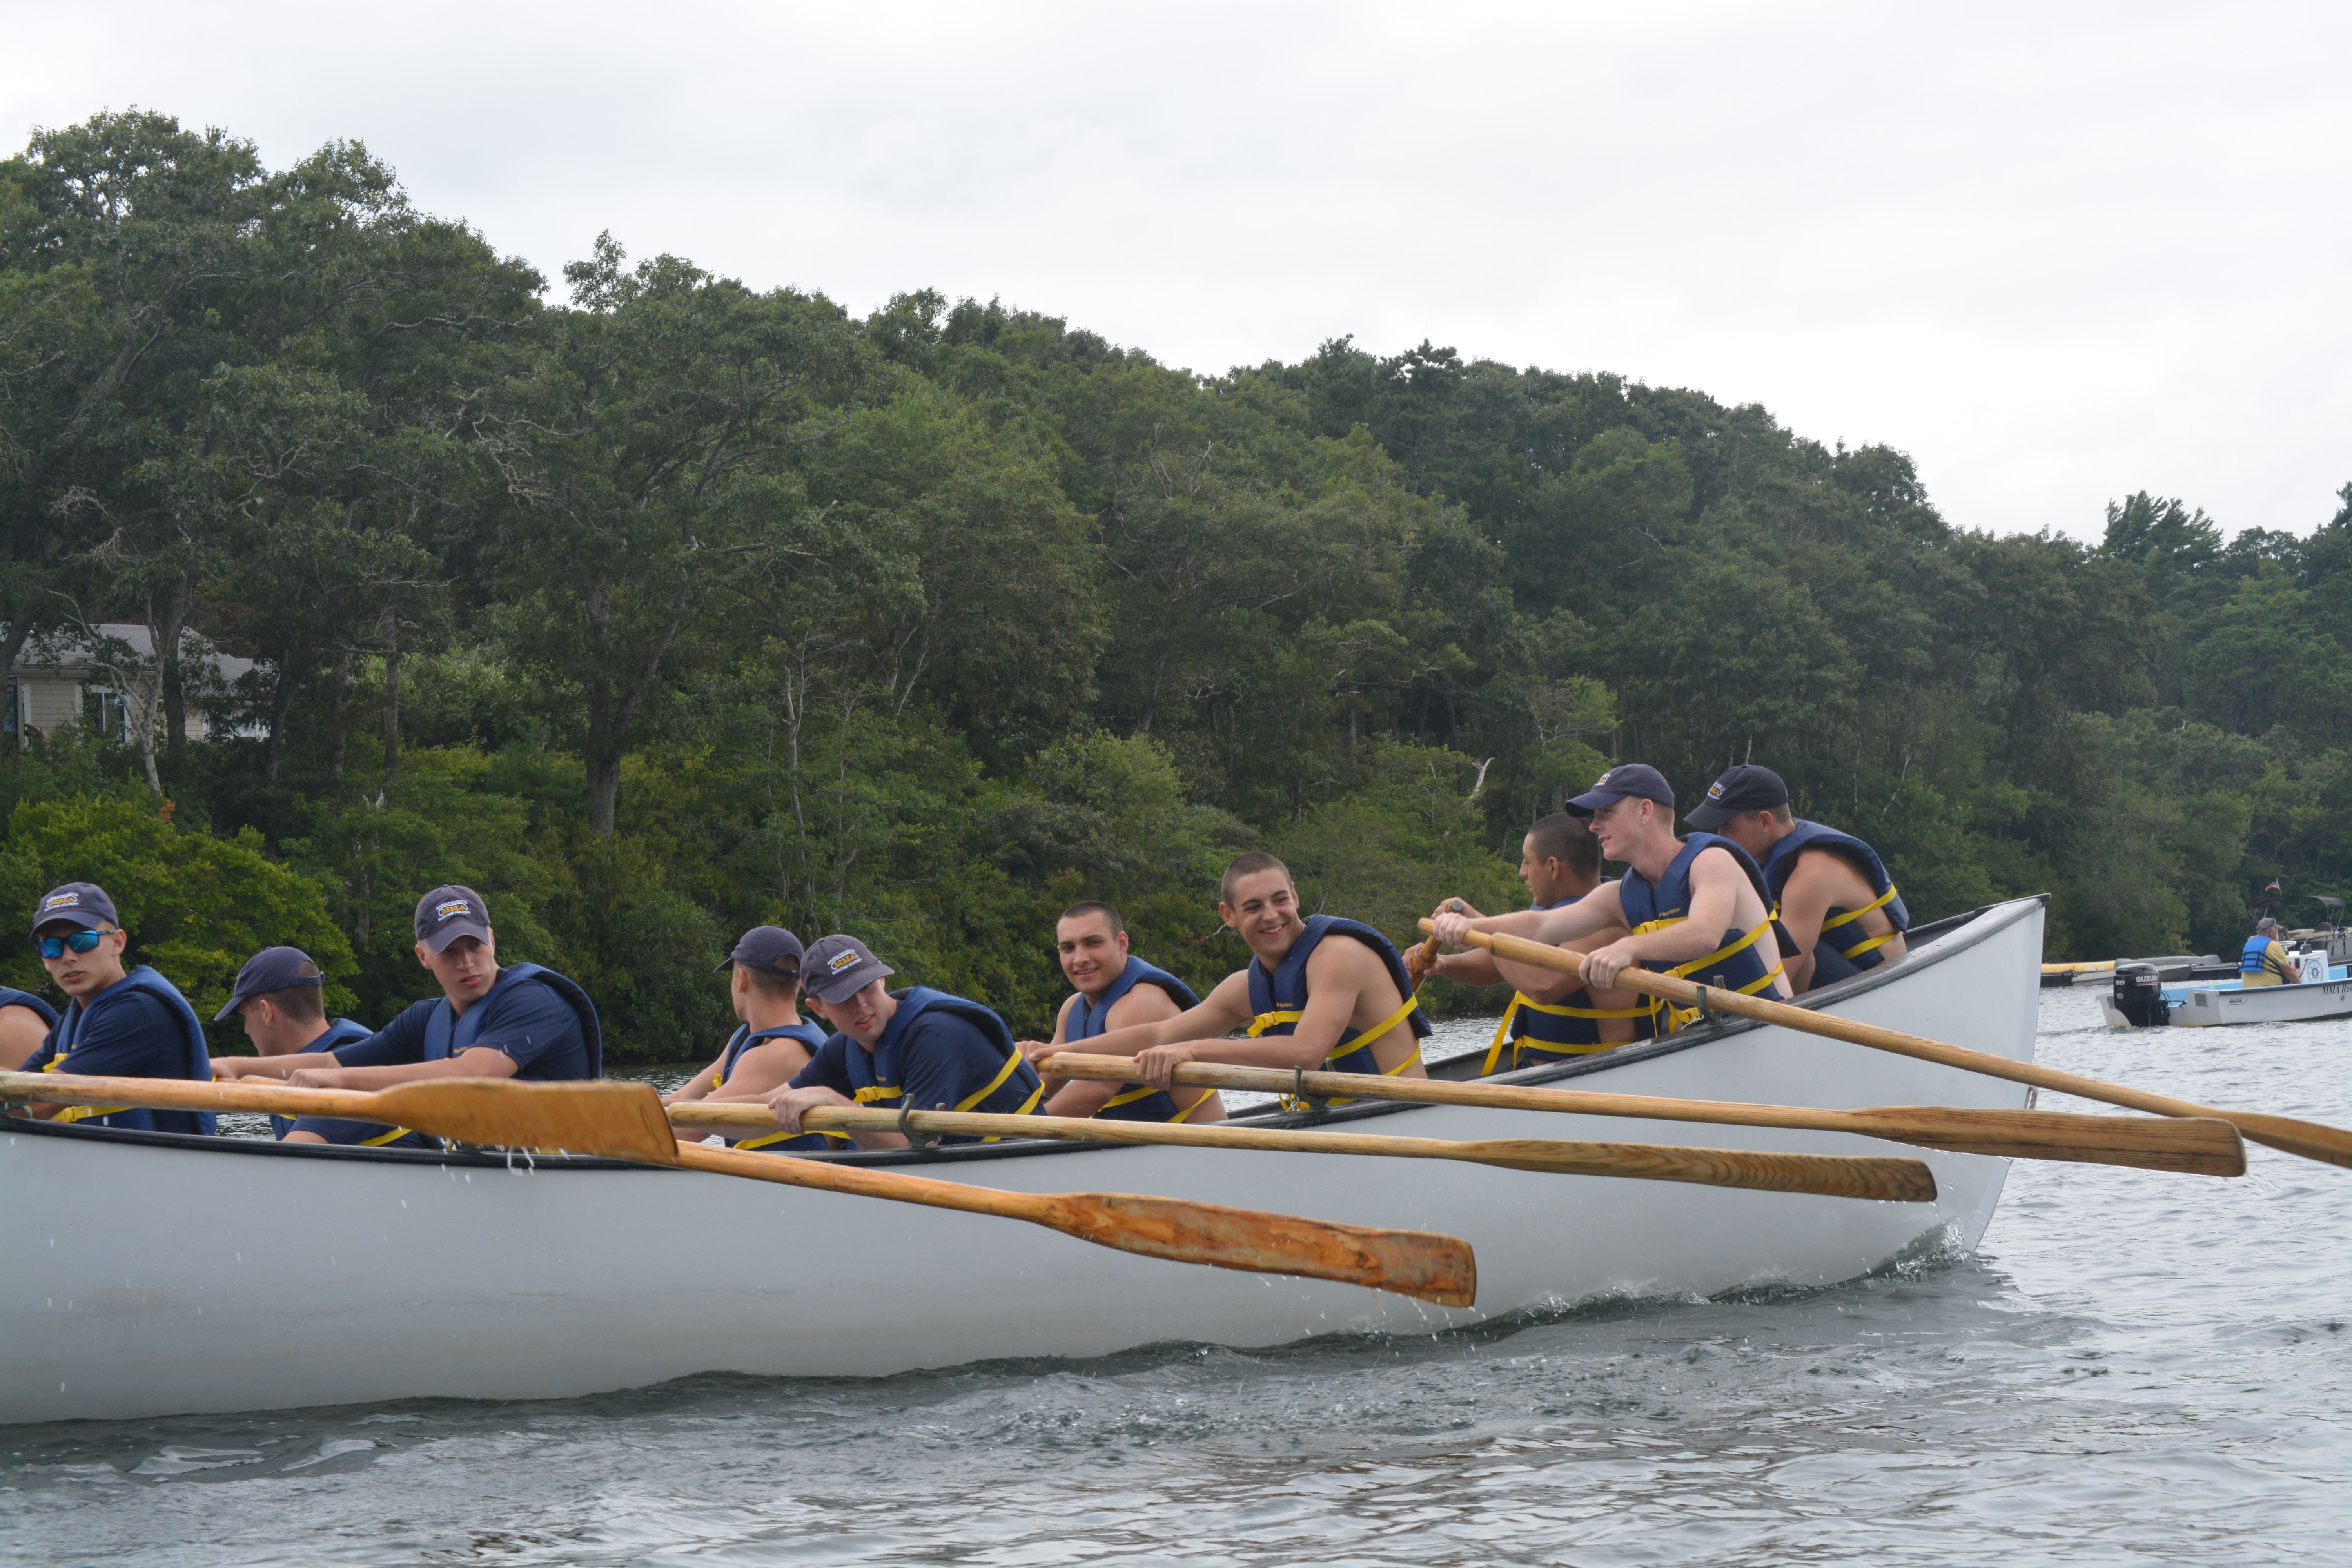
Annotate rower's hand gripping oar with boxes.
[1,1071,1477,1307]
[670,1102,1942,1203]
[1423,920,2348,1171]
[1041,1052,2247,1177]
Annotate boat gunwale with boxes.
[1,893,2048,1173]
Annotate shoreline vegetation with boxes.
[3,110,2346,1062]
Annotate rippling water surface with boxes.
[6,990,2348,1565]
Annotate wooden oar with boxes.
[668,1142,1476,1305]
[0,1070,681,1162]
[1036,1053,2246,1176]
[668,1102,1940,1202]
[1424,922,2352,1170]
[3,1070,1476,1306]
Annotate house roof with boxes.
[6,624,257,686]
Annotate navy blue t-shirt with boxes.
[22,968,214,1135]
[789,988,1041,1144]
[333,970,592,1080]
[276,1018,437,1149]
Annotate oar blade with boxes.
[376,1079,680,1165]
[1469,1139,1938,1203]
[1864,1107,2247,1176]
[2223,1111,2352,1170]
[1045,1192,1479,1308]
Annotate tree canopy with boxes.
[4,111,2345,1059]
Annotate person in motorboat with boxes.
[10,882,215,1134]
[211,887,599,1139]
[1688,764,1909,993]
[213,944,432,1148]
[0,982,58,1072]
[1431,765,1791,1033]
[762,935,1045,1149]
[1059,852,1432,1103]
[2239,917,2295,987]
[1023,901,1225,1123]
[665,926,842,1151]
[1416,813,1653,1071]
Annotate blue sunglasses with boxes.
[36,929,107,960]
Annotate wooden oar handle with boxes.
[1418,919,2352,1169]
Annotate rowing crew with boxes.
[3,759,1909,1150]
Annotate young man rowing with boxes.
[1418,812,1652,1070]
[761,935,1045,1149]
[1430,765,1791,1031]
[1026,901,1224,1123]
[11,882,214,1133]
[214,944,428,1148]
[212,886,599,1135]
[1052,852,1430,1100]
[1688,764,1907,993]
[665,926,839,1151]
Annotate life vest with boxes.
[419,963,601,1076]
[1,985,60,1030]
[1069,957,1213,1124]
[1762,820,1910,986]
[1479,883,1655,1075]
[710,1020,841,1151]
[1245,915,1430,1104]
[40,966,215,1135]
[2240,935,2289,984]
[268,1016,421,1144]
[1618,835,1786,1031]
[847,987,1045,1139]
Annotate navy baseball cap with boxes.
[414,884,493,953]
[800,935,893,1004]
[33,882,117,934]
[215,945,325,1021]
[716,925,806,978]
[1566,764,1676,815]
[1684,764,1789,831]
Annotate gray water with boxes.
[5,991,2347,1565]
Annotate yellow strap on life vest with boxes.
[1097,1083,1218,1122]
[359,1124,417,1147]
[1323,993,1421,1061]
[1664,916,1770,981]
[1817,883,1898,933]
[854,1084,903,1105]
[1245,1009,1303,1037]
[953,1047,1044,1140]
[736,1127,853,1151]
[1478,991,1649,1075]
[40,1057,131,1122]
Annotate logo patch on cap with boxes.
[827,950,859,973]
[435,900,473,920]
[1593,770,1614,787]
[1708,782,1725,799]
[42,891,78,912]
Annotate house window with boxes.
[84,686,130,743]
[2,682,15,738]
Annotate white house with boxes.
[4,624,257,749]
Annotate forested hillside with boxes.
[4,113,2346,1058]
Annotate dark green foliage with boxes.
[4,112,2345,1058]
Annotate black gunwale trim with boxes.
[4,895,2044,1175]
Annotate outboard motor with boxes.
[2111,964,2169,1027]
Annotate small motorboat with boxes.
[2103,921,2352,1028]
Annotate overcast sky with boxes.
[5,1,2345,542]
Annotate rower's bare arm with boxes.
[284,1049,519,1091]
[1434,886,1619,951]
[1432,948,1504,987]
[663,1056,723,1106]
[1029,995,1080,1091]
[699,1042,817,1103]
[1045,979,1187,1118]
[1493,928,1626,1002]
[1068,975,1252,1061]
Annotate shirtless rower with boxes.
[1687,764,1907,993]
[1065,852,1430,1101]
[664,926,840,1151]
[1025,901,1224,1123]
[1419,813,1653,1071]
[1430,765,1791,1031]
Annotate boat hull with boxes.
[2100,971,2352,1028]
[1,897,2044,1424]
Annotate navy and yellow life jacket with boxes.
[1619,835,1786,1031]
[1762,820,1909,987]
[268,1017,408,1143]
[420,962,602,1075]
[1,985,60,1031]
[1479,883,1656,1075]
[711,1019,841,1151]
[40,965,215,1135]
[1068,957,1212,1124]
[848,987,1045,1136]
[1245,915,1430,1103]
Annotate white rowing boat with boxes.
[1,895,2045,1424]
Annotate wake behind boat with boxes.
[0,896,2043,1424]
